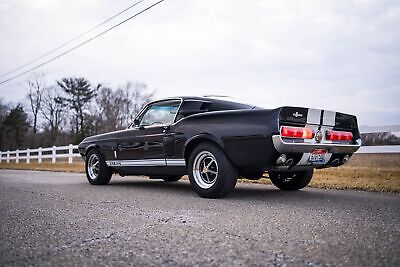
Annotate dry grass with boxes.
[311,166,400,192]
[241,154,400,193]
[311,154,400,192]
[1,154,399,193]
[0,160,84,173]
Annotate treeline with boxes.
[361,132,400,146]
[0,74,154,151]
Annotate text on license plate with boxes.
[308,149,327,163]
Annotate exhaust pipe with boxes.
[276,154,287,165]
[342,155,350,164]
[331,158,340,166]
[284,158,294,166]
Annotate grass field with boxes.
[1,154,399,193]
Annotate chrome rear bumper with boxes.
[272,135,361,154]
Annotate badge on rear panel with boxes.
[292,111,303,118]
[315,130,323,143]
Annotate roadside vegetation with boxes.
[0,73,154,151]
[1,154,399,193]
[1,72,399,193]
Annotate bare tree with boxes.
[88,82,154,134]
[117,81,154,128]
[41,86,67,144]
[361,132,400,146]
[0,98,9,122]
[93,86,123,132]
[27,73,45,133]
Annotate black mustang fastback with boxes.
[78,96,361,198]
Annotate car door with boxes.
[115,99,181,169]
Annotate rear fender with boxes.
[183,134,226,162]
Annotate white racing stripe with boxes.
[307,109,321,125]
[106,159,186,167]
[323,110,336,126]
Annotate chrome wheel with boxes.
[87,153,100,181]
[193,151,219,189]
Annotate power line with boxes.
[0,0,147,81]
[33,0,191,81]
[0,0,165,85]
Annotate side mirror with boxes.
[133,118,145,130]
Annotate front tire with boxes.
[188,142,238,198]
[85,149,112,185]
[269,170,313,191]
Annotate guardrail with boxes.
[0,145,80,164]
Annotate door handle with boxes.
[117,143,139,151]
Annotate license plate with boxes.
[308,149,327,163]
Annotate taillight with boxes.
[326,130,353,141]
[281,126,315,139]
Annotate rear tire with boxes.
[188,142,238,198]
[269,170,313,191]
[85,149,112,185]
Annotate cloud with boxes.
[0,0,399,126]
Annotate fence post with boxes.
[16,149,19,164]
[38,147,42,163]
[52,146,56,163]
[0,151,2,163]
[6,150,10,163]
[26,148,30,164]
[68,144,73,164]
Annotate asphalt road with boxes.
[0,170,399,267]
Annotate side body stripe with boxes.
[105,159,186,167]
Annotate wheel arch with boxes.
[84,144,104,158]
[183,134,225,164]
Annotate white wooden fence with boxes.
[0,143,399,164]
[0,145,80,164]
[1,125,398,164]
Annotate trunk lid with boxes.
[279,106,359,133]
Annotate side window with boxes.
[175,100,211,121]
[139,100,180,127]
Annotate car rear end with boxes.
[271,107,361,171]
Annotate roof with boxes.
[154,96,257,109]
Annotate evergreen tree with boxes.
[1,104,30,150]
[57,77,97,143]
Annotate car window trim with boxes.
[173,99,213,124]
[131,98,183,129]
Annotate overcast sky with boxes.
[0,0,399,126]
